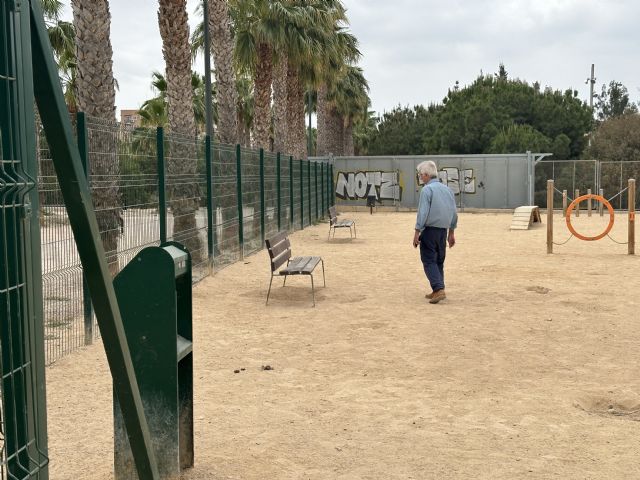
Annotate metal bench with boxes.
[328,206,356,239]
[265,232,325,307]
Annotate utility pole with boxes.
[586,63,596,111]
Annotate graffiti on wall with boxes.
[335,171,402,201]
[438,168,476,195]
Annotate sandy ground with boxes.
[45,210,640,479]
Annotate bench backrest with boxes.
[265,232,292,272]
[328,206,338,226]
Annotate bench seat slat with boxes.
[334,220,354,227]
[279,256,321,275]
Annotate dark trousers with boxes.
[419,227,447,292]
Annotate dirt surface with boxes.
[46,211,640,479]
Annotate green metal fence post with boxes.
[77,112,94,345]
[236,145,244,258]
[259,148,265,243]
[307,160,312,223]
[320,162,325,217]
[330,164,335,206]
[300,159,304,229]
[289,156,294,229]
[276,153,281,231]
[314,161,318,221]
[205,135,213,271]
[157,127,167,244]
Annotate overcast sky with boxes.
[61,0,639,119]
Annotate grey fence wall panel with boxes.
[327,154,532,210]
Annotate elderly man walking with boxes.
[412,161,458,304]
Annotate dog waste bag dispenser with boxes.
[113,242,194,479]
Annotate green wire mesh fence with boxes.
[36,113,333,365]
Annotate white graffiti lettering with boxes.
[438,168,476,195]
[335,171,402,201]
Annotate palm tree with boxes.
[315,26,361,157]
[71,0,121,274]
[138,71,213,131]
[158,0,202,261]
[42,1,77,110]
[232,0,291,150]
[191,1,238,145]
[235,74,254,147]
[333,66,369,155]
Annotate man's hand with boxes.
[413,230,420,248]
[448,230,456,248]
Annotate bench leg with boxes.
[266,274,274,305]
[283,260,290,286]
[328,226,332,240]
[321,259,326,287]
[350,225,353,239]
[310,274,315,307]
[353,223,357,238]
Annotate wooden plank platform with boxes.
[510,206,542,230]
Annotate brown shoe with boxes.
[429,290,446,304]
[425,291,435,299]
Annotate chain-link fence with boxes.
[38,113,332,365]
[535,159,640,210]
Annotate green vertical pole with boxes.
[276,153,281,231]
[289,156,294,229]
[259,148,265,243]
[157,127,167,244]
[205,135,213,270]
[77,112,94,345]
[320,163,325,218]
[307,160,312,224]
[236,145,244,258]
[314,161,318,221]
[330,164,335,206]
[299,159,304,229]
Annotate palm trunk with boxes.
[158,0,202,263]
[72,0,120,275]
[252,43,273,150]
[209,0,238,145]
[316,83,329,156]
[328,106,344,156]
[286,63,306,159]
[272,56,288,154]
[343,117,354,156]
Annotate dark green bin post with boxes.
[330,164,335,206]
[113,242,194,479]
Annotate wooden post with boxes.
[629,179,635,255]
[587,188,592,217]
[547,180,554,254]
[562,190,567,216]
[599,188,604,217]
[575,189,580,217]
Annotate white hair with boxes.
[416,160,438,178]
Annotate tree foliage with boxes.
[594,80,639,121]
[367,69,594,159]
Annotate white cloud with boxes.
[60,0,639,118]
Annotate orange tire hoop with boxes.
[565,194,614,241]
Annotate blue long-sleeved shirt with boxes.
[415,178,458,231]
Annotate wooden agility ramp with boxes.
[510,206,542,230]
